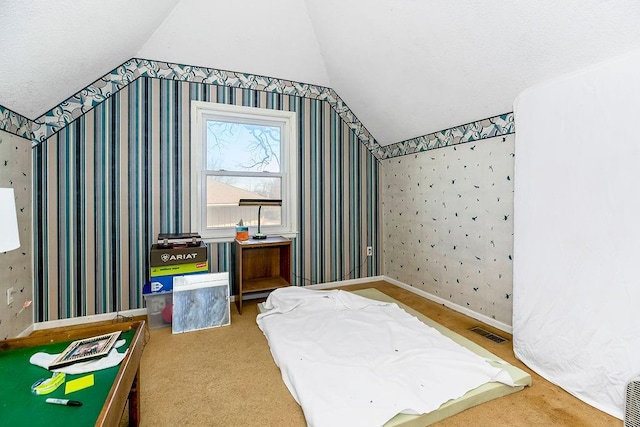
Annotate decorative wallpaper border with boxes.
[376,113,515,160]
[0,58,513,160]
[0,58,382,155]
[31,59,142,143]
[0,106,32,139]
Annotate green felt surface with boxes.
[0,330,134,427]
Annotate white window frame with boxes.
[190,101,298,242]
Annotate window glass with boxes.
[205,176,282,228]
[206,121,281,173]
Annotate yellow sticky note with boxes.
[65,374,94,394]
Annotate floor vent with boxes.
[469,326,508,344]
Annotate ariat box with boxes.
[150,243,208,267]
[150,261,209,277]
[143,290,173,329]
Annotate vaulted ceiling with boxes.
[2,0,640,146]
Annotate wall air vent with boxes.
[469,326,508,344]
[626,377,640,427]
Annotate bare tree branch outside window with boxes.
[206,121,281,173]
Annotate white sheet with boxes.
[257,287,515,427]
[513,50,640,419]
[29,339,127,374]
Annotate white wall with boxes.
[513,50,640,419]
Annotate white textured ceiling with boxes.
[0,0,181,119]
[3,0,640,146]
[302,0,640,145]
[136,0,331,89]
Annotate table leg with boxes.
[128,368,140,426]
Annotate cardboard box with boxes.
[150,243,208,267]
[143,291,173,329]
[150,261,209,277]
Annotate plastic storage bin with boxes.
[143,290,173,329]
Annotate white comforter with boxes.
[256,287,515,427]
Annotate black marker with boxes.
[45,398,82,407]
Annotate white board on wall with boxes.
[512,50,640,419]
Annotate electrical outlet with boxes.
[366,246,373,257]
[6,287,14,305]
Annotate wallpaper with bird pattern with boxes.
[383,134,515,326]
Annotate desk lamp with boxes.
[0,188,20,252]
[238,198,282,240]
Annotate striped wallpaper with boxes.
[32,76,380,321]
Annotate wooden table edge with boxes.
[95,320,145,427]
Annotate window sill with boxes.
[202,231,298,245]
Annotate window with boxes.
[191,101,298,241]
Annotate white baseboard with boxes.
[382,276,512,334]
[242,276,385,301]
[241,292,268,301]
[17,324,35,338]
[25,274,510,336]
[31,308,147,332]
[306,275,386,290]
[23,276,383,332]
[296,274,512,333]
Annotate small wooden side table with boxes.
[233,236,292,314]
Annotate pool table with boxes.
[0,320,145,427]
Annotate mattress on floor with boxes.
[351,289,531,426]
[257,287,531,426]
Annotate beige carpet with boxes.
[137,281,621,426]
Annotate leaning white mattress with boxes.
[256,287,527,427]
